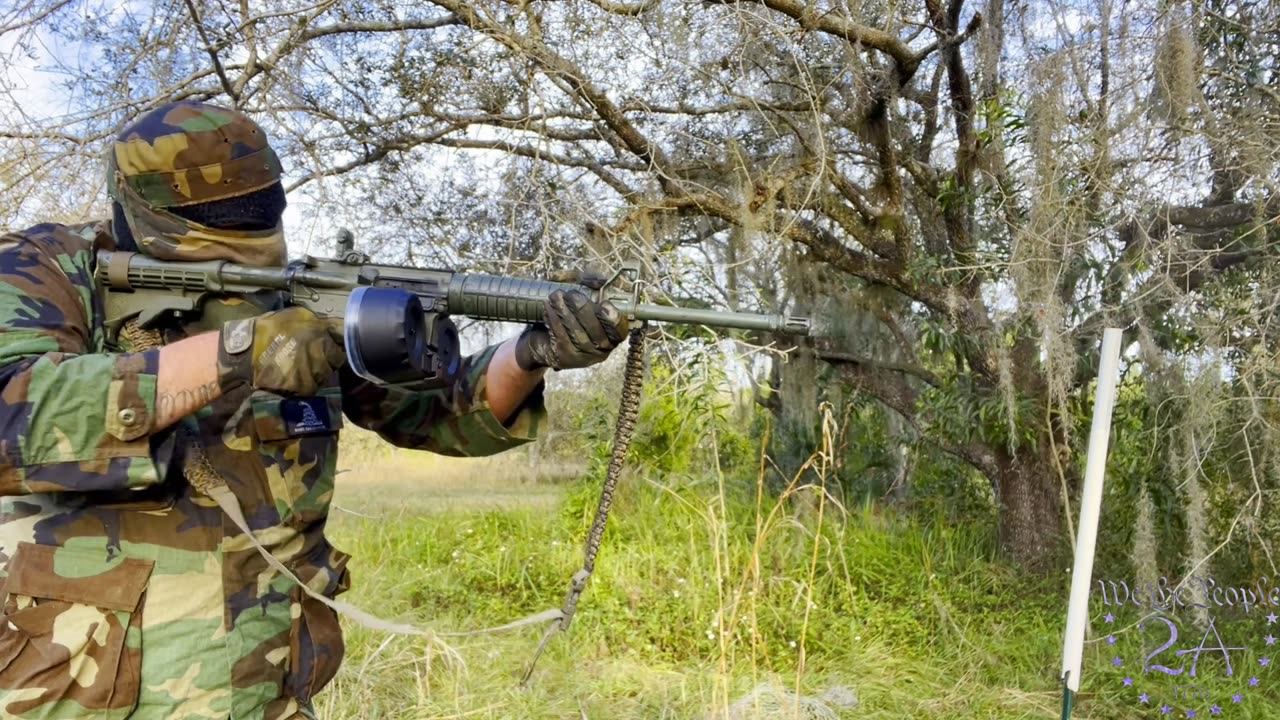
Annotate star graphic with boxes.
[1123,676,1134,687]
[1108,634,1118,645]
[1113,656,1123,667]
[1267,634,1277,646]
[1140,693,1150,704]
[1161,705,1172,715]
[1249,676,1260,687]
[1232,694,1243,703]
[1186,710,1197,718]
[1105,612,1115,623]
[1262,657,1271,667]
[1210,706,1221,716]
[1267,612,1278,624]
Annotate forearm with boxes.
[486,338,548,424]
[154,331,221,429]
[149,329,544,433]
[342,339,547,455]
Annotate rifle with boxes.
[97,239,811,386]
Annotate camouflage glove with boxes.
[514,289,629,371]
[218,307,346,396]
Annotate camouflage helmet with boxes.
[107,101,288,266]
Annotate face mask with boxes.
[115,176,288,267]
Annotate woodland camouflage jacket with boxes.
[0,220,545,719]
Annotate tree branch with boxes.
[432,137,638,198]
[301,14,461,41]
[584,0,658,16]
[285,123,466,191]
[831,354,1000,477]
[818,348,942,389]
[432,0,679,195]
[710,0,980,84]
[183,0,239,107]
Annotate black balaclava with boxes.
[112,182,288,251]
[168,182,287,231]
[112,201,140,252]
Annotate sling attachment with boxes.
[521,327,647,685]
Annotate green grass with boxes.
[312,447,1275,719]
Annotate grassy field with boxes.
[313,444,1276,719]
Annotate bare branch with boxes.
[584,0,658,16]
[183,0,239,106]
[0,0,75,36]
[301,14,460,41]
[431,0,679,194]
[817,348,942,389]
[432,137,638,198]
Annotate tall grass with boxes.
[312,419,1172,719]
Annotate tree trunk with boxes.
[994,442,1065,571]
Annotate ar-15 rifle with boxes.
[97,236,811,385]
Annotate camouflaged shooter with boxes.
[97,236,812,388]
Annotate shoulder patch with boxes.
[223,318,254,355]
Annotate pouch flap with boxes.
[3,542,155,612]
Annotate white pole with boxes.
[1061,327,1124,693]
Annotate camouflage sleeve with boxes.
[0,225,162,495]
[341,342,545,457]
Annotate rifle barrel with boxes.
[616,302,810,334]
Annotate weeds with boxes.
[312,421,1140,718]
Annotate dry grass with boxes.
[334,426,578,517]
[333,455,568,516]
